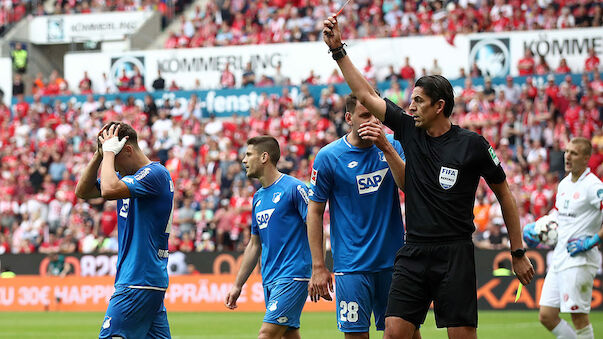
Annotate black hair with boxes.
[415,75,455,117]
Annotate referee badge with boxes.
[439,166,458,190]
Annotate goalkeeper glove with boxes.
[102,136,128,154]
[567,234,601,256]
[522,222,540,248]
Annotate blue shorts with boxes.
[99,286,171,339]
[335,270,392,333]
[263,279,309,329]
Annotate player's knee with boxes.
[258,327,278,339]
[538,310,558,328]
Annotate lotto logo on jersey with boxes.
[256,208,275,229]
[356,168,389,195]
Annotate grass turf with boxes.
[1,311,602,338]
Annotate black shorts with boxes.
[385,238,477,329]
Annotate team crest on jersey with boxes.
[256,208,275,229]
[356,168,389,195]
[378,151,386,162]
[310,168,318,185]
[347,161,358,168]
[598,189,603,200]
[268,300,278,311]
[272,192,282,203]
[119,198,130,218]
[439,166,458,190]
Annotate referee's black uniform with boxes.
[382,98,506,328]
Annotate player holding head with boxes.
[75,122,174,338]
[321,15,534,339]
[225,136,312,339]
[538,137,602,339]
[307,94,420,339]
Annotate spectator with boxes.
[555,58,572,74]
[429,58,442,75]
[78,71,93,94]
[12,73,24,96]
[399,56,415,81]
[46,253,71,277]
[10,42,27,74]
[152,70,166,91]
[241,62,256,87]
[584,48,600,73]
[517,48,535,76]
[535,55,550,75]
[220,63,235,88]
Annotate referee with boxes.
[322,16,535,339]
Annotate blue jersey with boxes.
[251,174,312,285]
[309,135,405,273]
[100,162,174,289]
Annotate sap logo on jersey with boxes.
[439,166,458,190]
[356,168,389,194]
[256,208,275,229]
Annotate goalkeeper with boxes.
[528,137,603,339]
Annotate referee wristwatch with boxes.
[510,248,526,258]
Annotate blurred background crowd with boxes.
[0,0,601,257]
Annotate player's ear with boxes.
[345,111,352,125]
[436,99,445,115]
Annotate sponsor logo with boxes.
[297,185,309,204]
[157,249,169,259]
[277,316,288,323]
[47,18,64,42]
[102,317,111,329]
[378,152,386,162]
[439,167,458,190]
[310,168,318,186]
[347,161,358,168]
[268,300,278,312]
[308,189,314,197]
[573,192,580,199]
[469,38,510,78]
[272,192,282,204]
[256,209,275,229]
[110,56,146,89]
[135,167,151,181]
[488,146,500,166]
[119,198,130,218]
[356,168,389,195]
[122,177,134,184]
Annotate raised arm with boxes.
[359,121,406,190]
[489,180,535,285]
[75,152,103,200]
[225,234,261,309]
[323,16,386,121]
[307,200,333,302]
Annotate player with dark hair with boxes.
[75,122,174,338]
[321,15,534,339]
[226,136,312,339]
[307,93,420,339]
[538,137,602,339]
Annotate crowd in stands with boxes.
[165,0,602,49]
[0,1,28,37]
[1,63,602,255]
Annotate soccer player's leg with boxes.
[99,287,166,339]
[147,302,171,339]
[560,266,596,338]
[334,272,373,336]
[539,270,563,330]
[430,241,477,339]
[385,245,431,339]
[260,279,308,339]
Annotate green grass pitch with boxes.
[1,311,602,338]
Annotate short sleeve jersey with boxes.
[383,98,506,239]
[251,174,312,285]
[552,168,603,272]
[99,162,174,289]
[309,135,405,273]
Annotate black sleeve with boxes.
[383,98,415,146]
[476,135,506,184]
